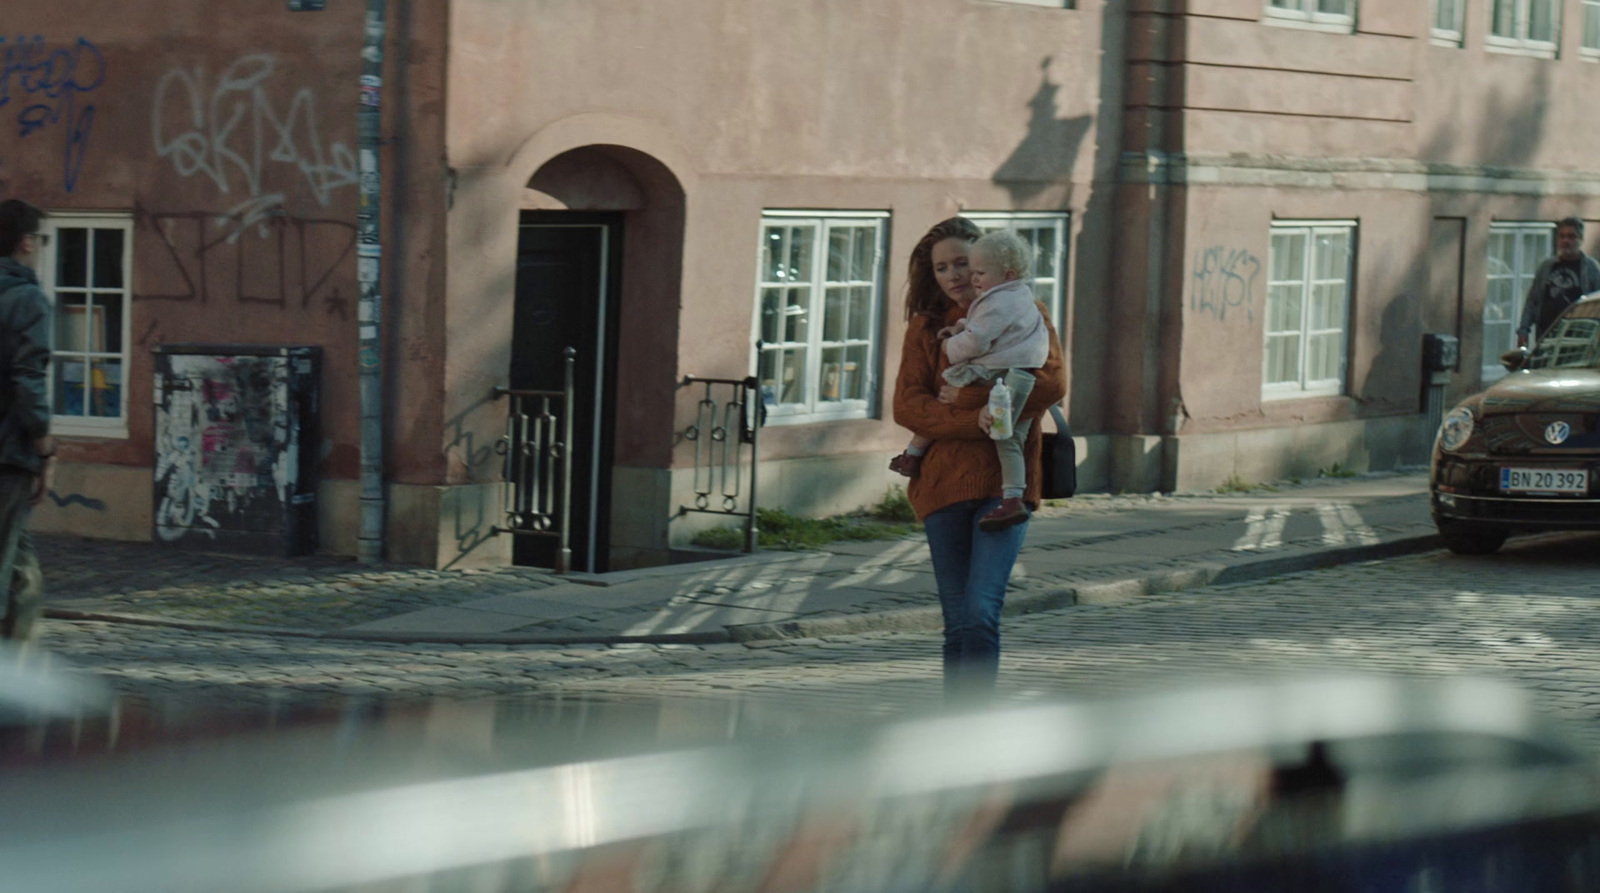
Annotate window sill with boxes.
[1485,40,1559,59]
[1262,12,1355,34]
[1582,47,1600,61]
[54,418,129,440]
[1430,29,1464,47]
[974,0,1072,6]
[761,407,873,427]
[1261,385,1344,402]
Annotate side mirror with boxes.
[1499,347,1528,372]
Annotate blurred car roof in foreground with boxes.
[2,654,1598,893]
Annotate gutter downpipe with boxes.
[357,0,387,563]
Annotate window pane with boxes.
[54,358,86,416]
[853,227,876,281]
[1270,232,1305,281]
[848,285,871,341]
[843,344,869,401]
[1485,279,1513,321]
[1435,0,1457,30]
[1265,335,1299,385]
[95,293,123,353]
[90,358,121,418]
[55,292,89,352]
[93,228,124,288]
[1529,0,1556,41]
[818,346,844,403]
[827,228,854,282]
[1308,333,1342,382]
[758,349,782,406]
[1587,1,1600,48]
[1270,0,1302,9]
[56,227,88,288]
[1492,0,1517,36]
[783,287,810,343]
[822,287,845,342]
[778,348,807,404]
[760,288,784,344]
[1032,227,1059,279]
[763,225,814,283]
[1317,0,1348,14]
[1313,232,1350,280]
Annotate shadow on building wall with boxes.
[991,57,1092,205]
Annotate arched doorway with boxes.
[512,145,685,573]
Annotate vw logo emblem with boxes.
[1546,421,1572,445]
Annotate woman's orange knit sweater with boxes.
[892,301,1067,521]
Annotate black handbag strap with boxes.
[1049,403,1069,436]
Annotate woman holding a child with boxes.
[890,216,1066,699]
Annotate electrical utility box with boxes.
[152,345,321,556]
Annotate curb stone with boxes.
[41,533,1445,647]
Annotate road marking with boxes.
[1232,506,1290,551]
[1317,502,1380,547]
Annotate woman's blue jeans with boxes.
[923,497,1029,699]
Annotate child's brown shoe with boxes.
[889,451,923,478]
[978,496,1030,532]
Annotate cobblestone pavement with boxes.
[37,535,562,629]
[36,529,1600,747]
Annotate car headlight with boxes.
[1439,407,1475,452]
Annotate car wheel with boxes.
[1436,519,1509,556]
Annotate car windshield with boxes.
[1528,315,1600,370]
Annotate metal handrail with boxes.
[679,373,763,553]
[493,347,576,573]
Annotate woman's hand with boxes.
[978,406,994,433]
[938,384,961,404]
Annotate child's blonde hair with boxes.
[971,230,1034,280]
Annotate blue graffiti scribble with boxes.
[0,35,104,192]
[46,490,106,511]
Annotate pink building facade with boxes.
[5,0,1599,569]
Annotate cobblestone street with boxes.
[35,533,1600,748]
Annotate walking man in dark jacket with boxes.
[1517,217,1600,349]
[0,200,56,642]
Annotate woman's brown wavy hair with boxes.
[903,216,983,322]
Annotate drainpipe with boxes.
[357,0,387,562]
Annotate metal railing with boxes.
[493,348,576,573]
[678,375,763,553]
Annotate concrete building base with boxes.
[1161,415,1430,494]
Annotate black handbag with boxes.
[1039,404,1076,499]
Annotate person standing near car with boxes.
[1517,217,1600,350]
[0,199,56,642]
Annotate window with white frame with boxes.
[984,0,1074,7]
[1264,223,1355,398]
[966,212,1070,331]
[1583,0,1600,56]
[752,212,887,424]
[1264,0,1356,31]
[1488,0,1560,56]
[37,214,132,437]
[1433,0,1466,45]
[1484,222,1554,378]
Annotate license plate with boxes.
[1500,467,1588,495]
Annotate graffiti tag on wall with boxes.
[154,354,295,543]
[133,204,355,318]
[151,54,357,232]
[0,35,104,192]
[1190,246,1261,323]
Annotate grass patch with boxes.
[691,487,921,551]
[1214,473,1254,494]
[1319,462,1359,479]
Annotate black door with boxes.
[512,214,620,573]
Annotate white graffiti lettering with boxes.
[151,54,357,216]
